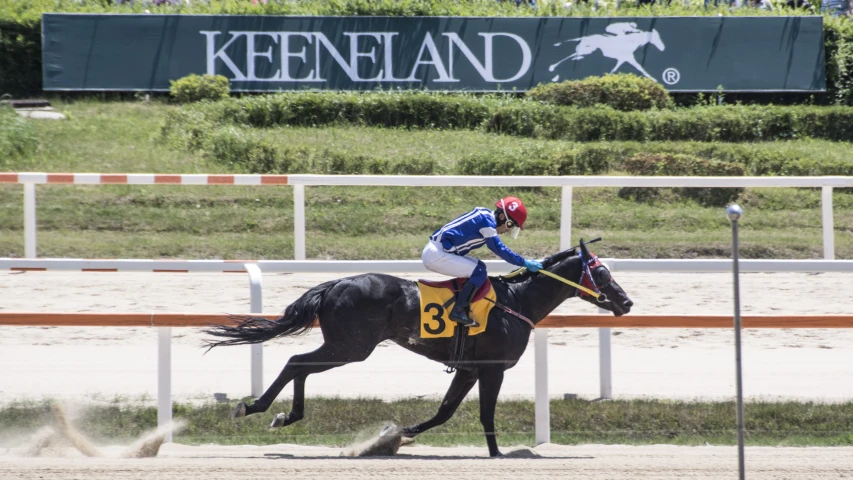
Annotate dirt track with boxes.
[3,271,853,478]
[3,443,852,479]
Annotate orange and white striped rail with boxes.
[0,172,290,185]
[4,172,853,187]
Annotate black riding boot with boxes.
[449,281,479,328]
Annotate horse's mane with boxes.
[495,248,578,284]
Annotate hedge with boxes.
[182,124,442,175]
[170,92,853,143]
[165,116,853,178]
[210,92,500,129]
[487,103,853,142]
[1,0,851,106]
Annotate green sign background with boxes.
[42,14,825,92]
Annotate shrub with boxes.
[527,74,673,111]
[0,105,37,165]
[169,74,230,103]
[619,153,745,206]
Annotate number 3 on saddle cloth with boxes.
[416,278,497,339]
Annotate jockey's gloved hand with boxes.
[524,259,543,272]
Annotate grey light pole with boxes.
[727,204,746,480]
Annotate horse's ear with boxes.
[579,238,592,262]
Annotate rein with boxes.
[539,269,607,302]
[491,253,609,329]
[502,259,608,303]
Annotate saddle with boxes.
[418,277,493,304]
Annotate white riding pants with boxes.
[422,240,478,278]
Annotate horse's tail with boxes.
[203,279,341,350]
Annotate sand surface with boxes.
[1,270,852,478]
[1,442,852,479]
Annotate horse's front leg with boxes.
[477,366,505,457]
[403,368,478,438]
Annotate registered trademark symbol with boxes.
[662,68,680,85]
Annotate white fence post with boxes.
[534,329,550,445]
[294,185,306,260]
[157,327,172,443]
[822,186,835,260]
[533,185,572,445]
[598,326,612,399]
[560,186,573,250]
[24,183,36,258]
[598,262,613,400]
[246,264,264,398]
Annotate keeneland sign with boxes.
[42,14,825,92]
[201,31,532,83]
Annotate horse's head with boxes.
[575,239,633,317]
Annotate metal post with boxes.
[293,185,306,260]
[246,264,264,397]
[534,328,550,445]
[598,261,613,400]
[560,186,572,250]
[822,186,835,260]
[727,204,746,480]
[24,183,36,258]
[157,327,172,443]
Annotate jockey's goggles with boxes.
[499,199,521,240]
[505,218,521,240]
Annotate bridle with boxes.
[538,253,609,303]
[574,252,611,303]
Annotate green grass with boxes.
[1,99,852,260]
[2,398,852,448]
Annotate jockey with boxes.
[422,196,543,328]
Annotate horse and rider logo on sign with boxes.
[548,22,679,86]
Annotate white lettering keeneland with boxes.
[200,30,533,83]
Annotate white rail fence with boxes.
[4,173,852,260]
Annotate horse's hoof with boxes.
[232,402,247,418]
[379,424,399,437]
[270,413,287,428]
[400,436,417,447]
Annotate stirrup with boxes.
[449,310,479,328]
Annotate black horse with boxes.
[204,240,633,457]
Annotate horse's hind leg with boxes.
[235,341,375,423]
[402,369,478,437]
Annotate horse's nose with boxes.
[623,300,634,309]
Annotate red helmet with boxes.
[496,196,527,229]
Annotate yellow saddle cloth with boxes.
[416,281,496,338]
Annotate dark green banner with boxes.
[42,14,824,92]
